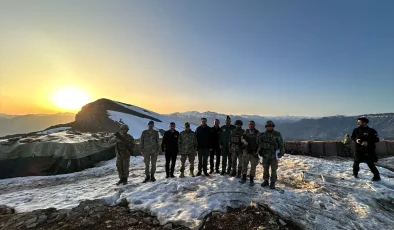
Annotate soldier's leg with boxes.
[123,156,130,180]
[151,155,158,175]
[237,150,243,175]
[144,155,151,177]
[250,155,258,177]
[353,160,360,177]
[262,156,270,181]
[189,153,195,173]
[221,151,228,173]
[270,158,279,182]
[180,155,187,172]
[116,155,123,180]
[241,152,249,175]
[227,148,233,173]
[209,149,215,171]
[231,149,237,174]
[165,153,171,176]
[215,148,221,172]
[170,152,177,176]
[203,149,209,173]
[197,149,203,173]
[366,161,380,179]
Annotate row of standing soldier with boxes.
[110,116,380,190]
[110,116,284,189]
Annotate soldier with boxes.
[229,120,245,178]
[257,120,284,189]
[210,119,221,174]
[161,122,179,178]
[239,121,260,186]
[219,116,235,175]
[351,117,380,181]
[140,121,160,183]
[110,124,135,185]
[178,122,198,177]
[343,134,352,157]
[195,118,212,176]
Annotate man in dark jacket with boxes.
[195,118,212,176]
[219,116,235,175]
[161,122,179,178]
[210,119,221,174]
[351,117,381,181]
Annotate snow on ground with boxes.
[107,110,198,139]
[36,127,71,134]
[1,155,394,230]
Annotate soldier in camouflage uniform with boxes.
[343,134,352,157]
[110,124,135,185]
[239,121,260,186]
[257,120,284,189]
[140,121,160,183]
[178,122,198,177]
[229,120,245,178]
[219,116,235,175]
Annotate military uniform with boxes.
[178,127,198,177]
[343,136,352,157]
[219,124,235,174]
[258,121,284,189]
[229,122,244,177]
[110,124,135,185]
[240,128,260,185]
[140,127,160,182]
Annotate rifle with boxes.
[114,132,135,155]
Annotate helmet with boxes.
[265,120,275,127]
[120,124,129,130]
[235,120,243,126]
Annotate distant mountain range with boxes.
[0,113,75,137]
[1,100,393,140]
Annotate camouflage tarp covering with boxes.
[0,131,116,179]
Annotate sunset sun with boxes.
[51,87,91,111]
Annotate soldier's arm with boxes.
[161,132,166,152]
[277,132,285,156]
[351,129,357,142]
[241,131,248,146]
[129,136,135,155]
[369,129,380,143]
[156,131,160,152]
[218,127,223,146]
[108,135,118,145]
[178,134,182,154]
[194,134,198,150]
[140,131,145,152]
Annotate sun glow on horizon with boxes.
[51,87,91,111]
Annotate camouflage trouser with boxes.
[144,154,158,177]
[344,146,352,157]
[230,147,243,174]
[221,147,232,173]
[116,154,130,180]
[262,153,278,182]
[180,153,195,173]
[241,152,259,177]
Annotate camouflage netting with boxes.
[0,131,117,179]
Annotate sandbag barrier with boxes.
[284,141,394,158]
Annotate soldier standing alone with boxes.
[110,124,135,185]
[178,122,198,177]
[140,121,160,183]
[257,120,284,189]
[239,121,260,186]
[229,120,245,178]
[219,116,235,175]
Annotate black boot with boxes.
[372,175,381,181]
[261,180,269,187]
[116,179,123,185]
[170,173,175,178]
[204,171,210,176]
[220,171,225,175]
[250,176,255,186]
[270,181,276,189]
[236,171,241,178]
[151,174,156,182]
[123,178,128,185]
[209,169,214,174]
[142,176,150,183]
[239,174,247,184]
[196,171,202,176]
[230,171,236,177]
[165,173,170,178]
[215,169,220,174]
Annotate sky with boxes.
[0,0,393,116]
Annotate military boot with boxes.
[220,171,225,176]
[142,176,150,183]
[239,174,247,184]
[209,169,214,174]
[249,176,255,186]
[196,171,202,176]
[270,181,276,189]
[190,170,195,177]
[150,174,156,182]
[204,171,210,176]
[372,176,381,181]
[170,173,175,178]
[236,171,242,178]
[179,171,185,178]
[116,179,123,185]
[123,178,128,185]
[165,173,170,179]
[261,180,269,187]
[230,170,236,177]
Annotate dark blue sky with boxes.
[1,0,393,115]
